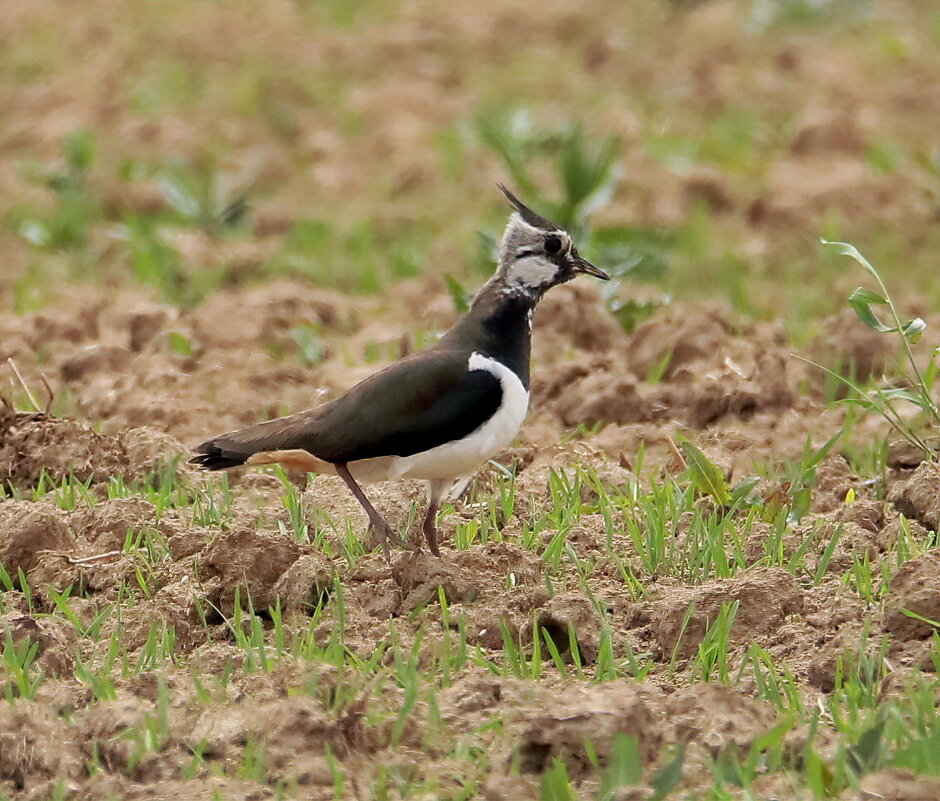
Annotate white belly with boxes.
[347,352,529,483]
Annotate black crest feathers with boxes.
[496,184,560,232]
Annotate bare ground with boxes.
[1,277,939,799]
[2,0,940,798]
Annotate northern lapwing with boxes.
[190,186,609,556]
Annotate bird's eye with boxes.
[544,235,562,255]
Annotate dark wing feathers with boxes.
[311,360,501,462]
[190,350,502,469]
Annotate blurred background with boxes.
[0,0,937,340]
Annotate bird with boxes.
[190,185,609,557]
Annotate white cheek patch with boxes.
[508,255,559,289]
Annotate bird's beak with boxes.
[571,254,610,280]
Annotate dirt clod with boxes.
[60,344,133,382]
[0,612,76,677]
[538,591,602,662]
[0,408,183,488]
[884,551,940,641]
[806,310,895,387]
[0,502,70,576]
[651,568,804,659]
[552,368,645,427]
[270,553,334,611]
[0,702,84,794]
[890,461,940,531]
[391,550,477,610]
[69,497,160,550]
[198,527,306,615]
[540,304,799,431]
[0,412,125,487]
[500,681,665,776]
[860,769,940,801]
[665,684,778,758]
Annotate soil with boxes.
[2,0,940,798]
[1,275,937,799]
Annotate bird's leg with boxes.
[420,479,448,557]
[335,463,412,558]
[447,475,473,503]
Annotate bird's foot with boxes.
[365,520,417,561]
[334,463,416,560]
[382,523,415,551]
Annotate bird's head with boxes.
[496,184,609,296]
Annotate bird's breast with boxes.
[465,352,529,451]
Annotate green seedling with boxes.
[1,631,43,701]
[158,160,251,235]
[540,756,577,801]
[801,241,939,459]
